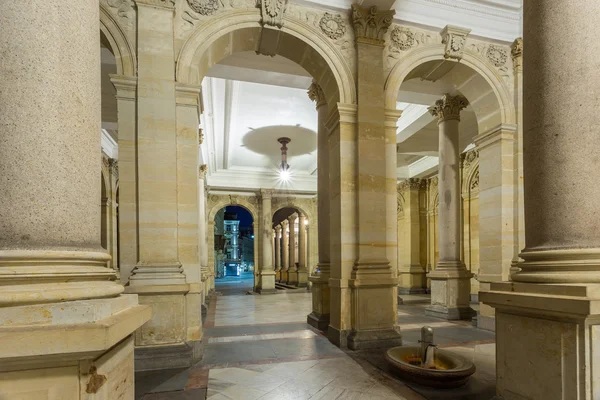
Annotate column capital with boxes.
[275,225,282,233]
[398,178,424,193]
[307,81,327,109]
[260,189,274,200]
[511,37,523,71]
[281,219,289,228]
[287,212,298,223]
[110,74,137,101]
[440,25,471,61]
[428,94,469,124]
[199,164,208,180]
[351,4,395,46]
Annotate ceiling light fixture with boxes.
[277,137,291,182]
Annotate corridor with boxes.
[136,291,495,400]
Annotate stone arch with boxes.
[100,4,136,77]
[463,163,480,195]
[208,197,259,223]
[175,9,356,107]
[384,44,515,132]
[271,202,314,225]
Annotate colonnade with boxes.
[273,212,310,288]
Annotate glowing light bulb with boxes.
[280,169,290,182]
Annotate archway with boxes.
[387,42,518,325]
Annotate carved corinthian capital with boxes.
[199,164,208,180]
[429,94,469,124]
[511,37,523,71]
[440,25,471,61]
[351,4,395,46]
[307,81,326,108]
[259,0,289,28]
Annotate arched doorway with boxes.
[212,205,255,295]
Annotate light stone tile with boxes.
[263,360,320,378]
[209,367,260,384]
[219,384,267,400]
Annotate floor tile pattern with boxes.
[136,274,496,399]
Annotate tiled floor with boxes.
[136,276,496,399]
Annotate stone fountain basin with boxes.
[385,346,476,388]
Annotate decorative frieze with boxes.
[470,170,479,190]
[440,25,471,61]
[351,5,395,46]
[319,13,347,40]
[259,0,289,28]
[429,94,469,123]
[109,159,119,179]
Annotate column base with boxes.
[297,269,309,287]
[327,325,349,348]
[425,304,475,320]
[397,287,427,295]
[427,267,473,320]
[287,271,299,286]
[482,282,600,400]
[257,271,276,293]
[134,340,203,371]
[347,328,403,350]
[307,312,330,331]
[477,314,495,331]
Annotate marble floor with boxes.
[136,277,496,400]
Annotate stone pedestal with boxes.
[0,0,150,396]
[425,95,474,320]
[481,283,600,399]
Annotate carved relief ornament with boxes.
[440,25,471,61]
[486,44,508,67]
[511,37,523,70]
[199,164,208,180]
[461,149,479,169]
[319,13,347,40]
[390,27,415,51]
[429,94,469,123]
[259,0,289,28]
[187,0,221,15]
[135,0,175,8]
[307,81,326,108]
[351,5,395,46]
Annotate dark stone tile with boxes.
[141,388,206,399]
[396,315,444,324]
[135,368,189,399]
[204,326,262,337]
[200,341,278,365]
[269,338,344,359]
[258,322,312,334]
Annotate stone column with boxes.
[199,165,209,314]
[308,82,331,329]
[125,0,193,370]
[110,75,138,284]
[257,190,276,293]
[426,94,474,320]
[272,229,276,275]
[0,1,150,396]
[397,179,427,298]
[280,220,290,283]
[344,4,401,350]
[274,226,282,282]
[482,2,600,398]
[287,213,298,286]
[297,214,309,287]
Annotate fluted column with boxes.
[426,94,474,320]
[307,82,331,329]
[481,3,600,398]
[287,213,298,286]
[257,189,276,293]
[297,214,309,287]
[281,220,290,283]
[0,0,150,392]
[275,226,282,281]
